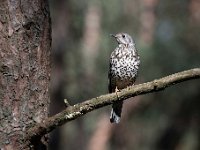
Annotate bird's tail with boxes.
[110,101,123,123]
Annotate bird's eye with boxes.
[122,34,125,38]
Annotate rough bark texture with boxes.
[0,0,51,149]
[26,68,200,141]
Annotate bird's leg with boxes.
[115,86,120,99]
[115,86,120,92]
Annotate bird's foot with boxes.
[115,86,120,92]
[115,87,120,99]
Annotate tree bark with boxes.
[0,0,51,149]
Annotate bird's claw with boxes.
[115,87,120,99]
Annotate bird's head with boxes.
[110,33,134,46]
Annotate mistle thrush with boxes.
[109,33,140,123]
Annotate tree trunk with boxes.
[0,0,51,149]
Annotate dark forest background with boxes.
[49,0,200,150]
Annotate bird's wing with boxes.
[108,61,115,93]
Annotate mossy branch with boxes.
[26,68,200,141]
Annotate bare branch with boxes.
[26,68,200,141]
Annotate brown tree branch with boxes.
[26,68,200,141]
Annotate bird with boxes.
[109,33,140,123]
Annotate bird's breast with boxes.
[110,50,140,80]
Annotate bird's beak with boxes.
[110,34,116,38]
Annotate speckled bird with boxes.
[109,33,140,123]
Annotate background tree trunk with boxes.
[0,0,51,149]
